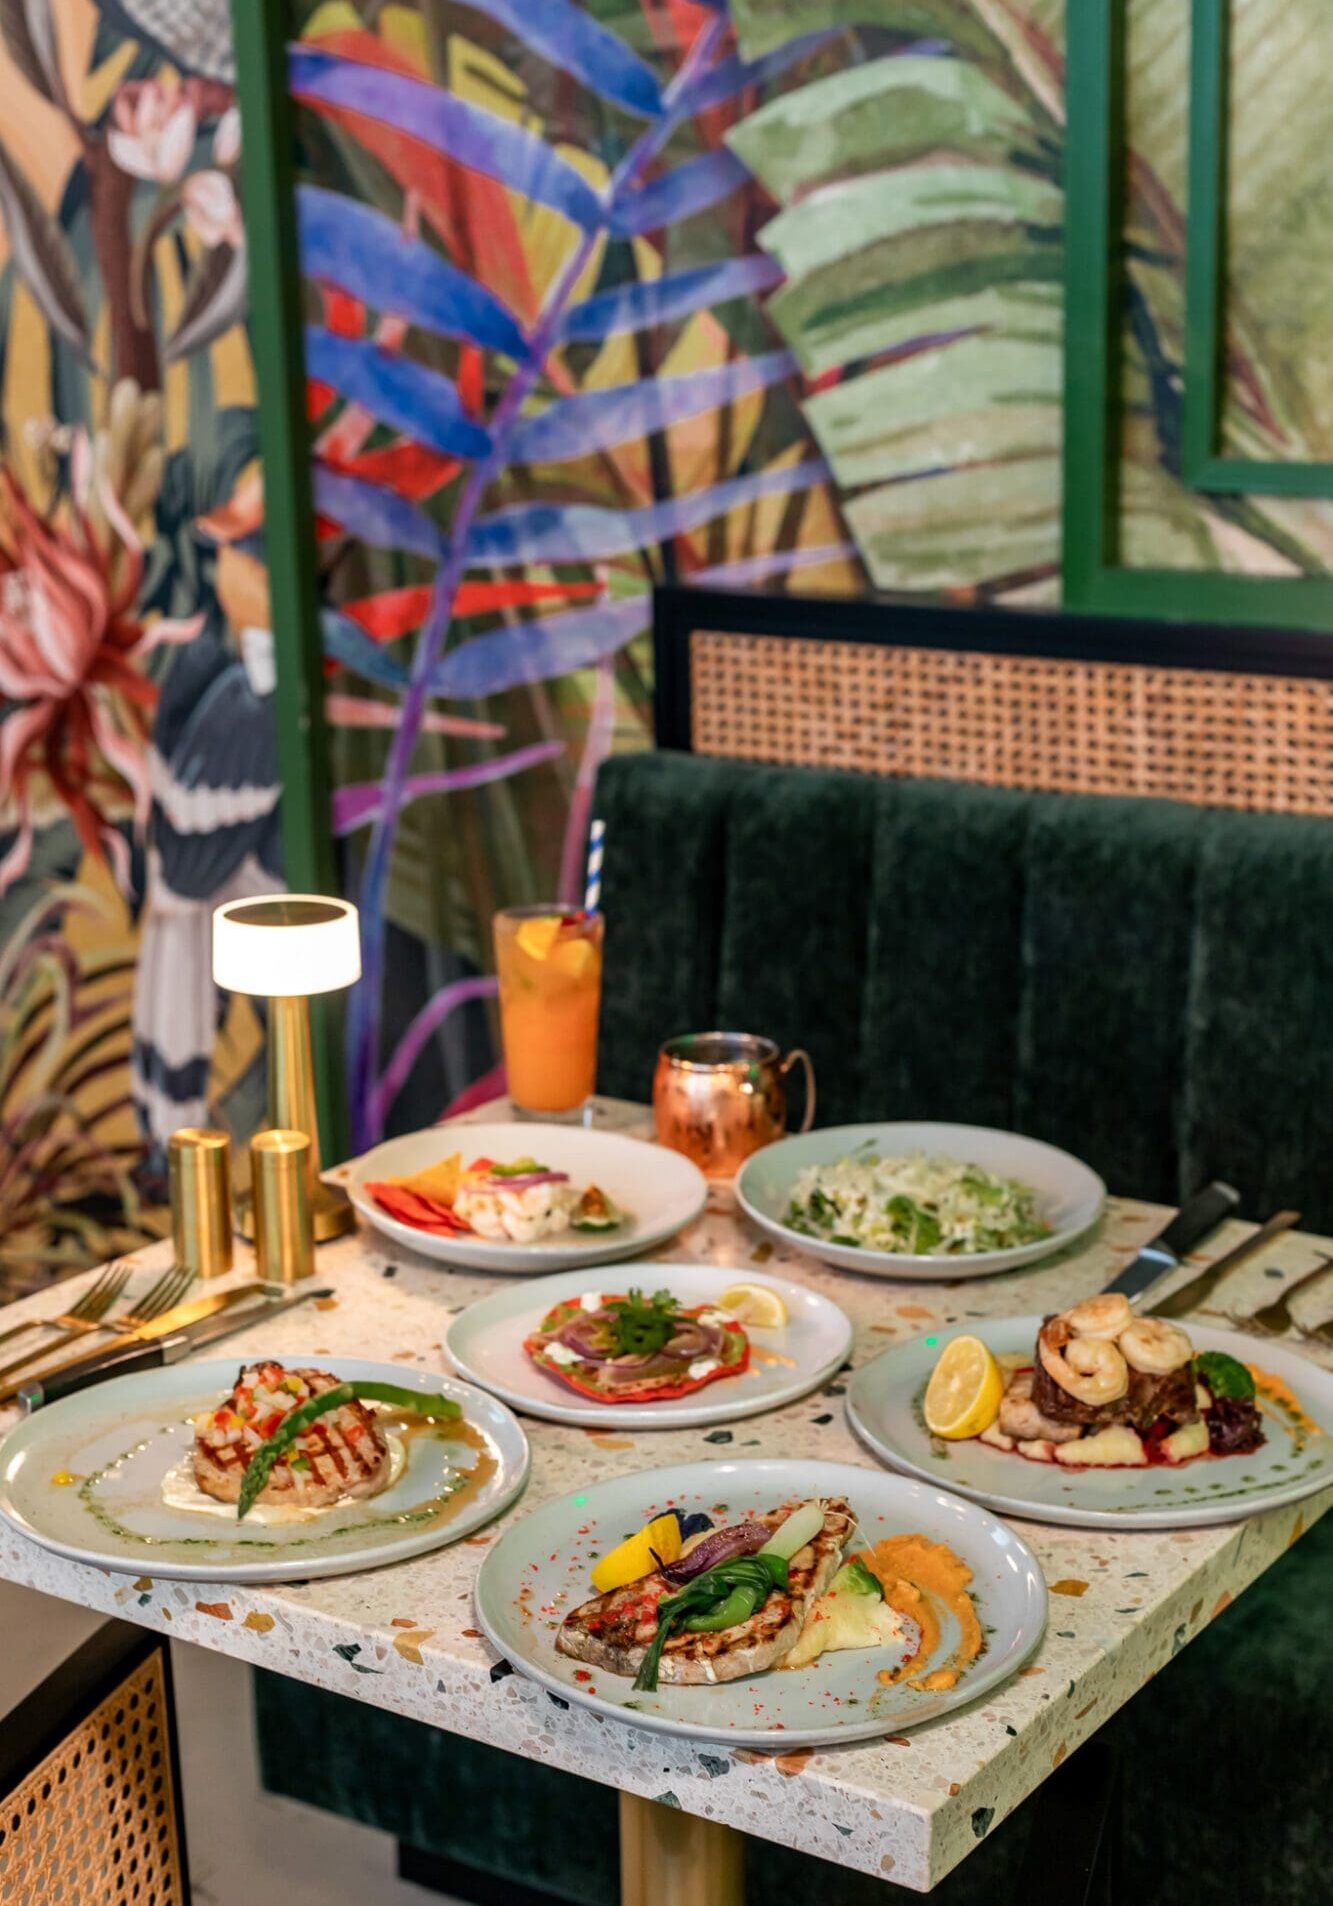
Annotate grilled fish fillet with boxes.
[556,1497,853,1685]
[194,1363,391,1509]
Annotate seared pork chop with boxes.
[193,1362,391,1510]
[556,1497,853,1685]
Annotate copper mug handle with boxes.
[779,1048,816,1133]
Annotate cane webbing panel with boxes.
[688,629,1333,814]
[0,1650,185,1905]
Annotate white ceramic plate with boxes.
[0,1357,530,1582]
[445,1263,854,1429]
[474,1458,1046,1747]
[847,1317,1333,1530]
[348,1123,708,1273]
[737,1122,1105,1280]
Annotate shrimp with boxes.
[1038,1318,1129,1406]
[1119,1316,1192,1375]
[1063,1292,1133,1341]
[997,1369,1083,1444]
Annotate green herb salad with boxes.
[784,1149,1049,1256]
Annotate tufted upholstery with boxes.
[593,751,1333,1227]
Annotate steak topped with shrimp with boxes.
[193,1362,393,1509]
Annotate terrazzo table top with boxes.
[2,1098,1330,1892]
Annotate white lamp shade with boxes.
[212,894,361,998]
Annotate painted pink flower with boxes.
[0,449,203,895]
[182,169,243,250]
[107,77,199,184]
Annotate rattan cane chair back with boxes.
[653,587,1333,815]
[0,1626,188,1906]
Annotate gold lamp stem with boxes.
[268,996,323,1180]
[234,993,354,1245]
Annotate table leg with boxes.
[619,1791,745,1906]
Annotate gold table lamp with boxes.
[212,893,360,1242]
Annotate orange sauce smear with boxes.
[867,1534,984,1693]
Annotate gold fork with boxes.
[1232,1255,1333,1336]
[0,1264,195,1390]
[0,1261,131,1357]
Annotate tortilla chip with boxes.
[388,1150,462,1206]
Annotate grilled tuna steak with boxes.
[194,1362,392,1509]
[556,1497,853,1685]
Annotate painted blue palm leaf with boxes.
[435,598,650,699]
[468,459,830,563]
[306,328,492,459]
[298,187,529,359]
[314,467,444,559]
[608,150,749,237]
[455,0,661,117]
[321,608,409,689]
[666,31,838,125]
[559,256,784,342]
[290,48,604,230]
[509,350,795,463]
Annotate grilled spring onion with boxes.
[236,1381,461,1519]
[632,1554,790,1693]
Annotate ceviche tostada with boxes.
[556,1496,983,1694]
[786,1148,1048,1256]
[523,1288,753,1405]
[365,1151,622,1245]
[924,1296,1271,1469]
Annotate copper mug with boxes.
[653,1032,816,1178]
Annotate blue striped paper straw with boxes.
[585,817,605,913]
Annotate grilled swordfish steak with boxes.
[557,1497,854,1685]
[193,1362,392,1510]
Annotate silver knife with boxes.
[1104,1180,1241,1303]
[16,1286,334,1409]
[1143,1210,1299,1320]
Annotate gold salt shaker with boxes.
[169,1127,234,1278]
[250,1129,314,1282]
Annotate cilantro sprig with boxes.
[603,1288,683,1358]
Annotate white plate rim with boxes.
[0,1357,531,1583]
[444,1262,855,1428]
[346,1123,709,1273]
[736,1121,1106,1281]
[473,1457,1048,1747]
[847,1317,1333,1530]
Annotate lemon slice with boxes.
[590,1513,682,1594]
[717,1282,789,1329]
[923,1335,1004,1439]
[515,914,563,961]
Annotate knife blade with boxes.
[1104,1180,1241,1302]
[17,1286,334,1409]
[1142,1210,1300,1320]
[0,1282,291,1406]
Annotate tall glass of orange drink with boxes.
[493,905,603,1115]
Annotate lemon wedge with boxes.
[548,936,594,979]
[590,1513,682,1594]
[717,1282,789,1329]
[515,914,563,961]
[923,1335,1004,1439]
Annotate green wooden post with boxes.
[231,0,349,1160]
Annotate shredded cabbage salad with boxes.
[785,1148,1049,1255]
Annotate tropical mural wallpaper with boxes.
[1,0,1331,1292]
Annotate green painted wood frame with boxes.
[1182,0,1333,495]
[1062,0,1333,630]
[232,0,349,1159]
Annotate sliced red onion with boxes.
[479,1170,570,1192]
[656,1522,769,1584]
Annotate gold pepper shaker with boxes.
[250,1129,314,1282]
[169,1128,233,1278]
